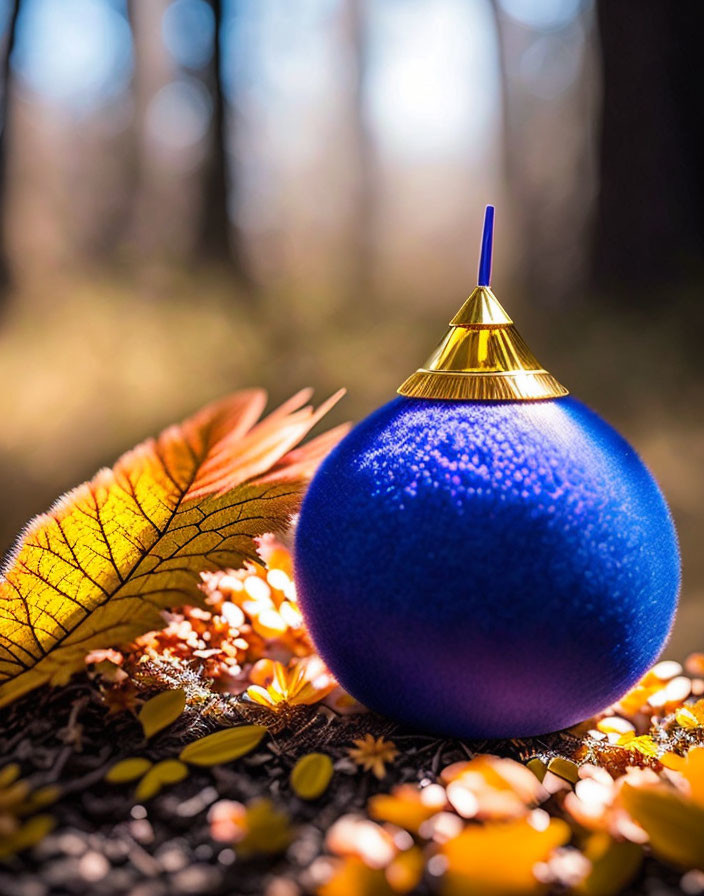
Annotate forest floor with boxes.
[0,544,703,896]
[0,674,693,896]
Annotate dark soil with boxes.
[0,677,688,896]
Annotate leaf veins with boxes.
[0,388,346,707]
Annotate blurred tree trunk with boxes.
[197,0,250,285]
[594,1,704,293]
[488,0,599,306]
[342,0,375,300]
[127,0,179,261]
[0,0,21,293]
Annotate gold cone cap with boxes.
[398,208,568,402]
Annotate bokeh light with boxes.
[368,0,501,160]
[162,0,214,71]
[519,27,584,100]
[498,0,582,31]
[12,0,133,113]
[146,76,213,153]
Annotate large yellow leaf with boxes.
[0,388,345,707]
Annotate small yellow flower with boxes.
[616,733,659,759]
[246,659,335,710]
[347,735,398,780]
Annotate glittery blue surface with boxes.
[294,396,680,738]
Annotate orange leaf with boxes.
[440,817,570,896]
[680,745,704,806]
[319,857,396,896]
[0,388,345,707]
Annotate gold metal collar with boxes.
[398,208,568,402]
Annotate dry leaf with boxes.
[676,701,704,729]
[209,798,292,856]
[369,784,447,833]
[546,757,580,784]
[319,857,397,896]
[134,759,188,802]
[440,817,571,896]
[573,833,642,896]
[0,764,20,788]
[681,746,704,806]
[620,782,704,870]
[105,758,153,784]
[19,785,60,815]
[0,388,345,707]
[231,798,292,856]
[0,814,55,859]
[386,846,425,893]
[138,689,186,739]
[179,725,267,766]
[290,752,333,800]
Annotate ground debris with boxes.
[1,547,703,895]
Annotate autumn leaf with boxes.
[0,814,55,860]
[138,689,186,738]
[290,752,334,800]
[319,857,397,896]
[440,817,571,896]
[620,781,704,870]
[135,759,188,802]
[573,833,642,896]
[0,388,346,707]
[178,724,267,766]
[209,797,293,856]
[369,783,447,834]
[105,758,153,784]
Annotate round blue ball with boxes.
[295,396,680,738]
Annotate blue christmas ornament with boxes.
[295,208,680,739]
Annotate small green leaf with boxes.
[138,689,186,739]
[179,725,267,766]
[106,758,153,784]
[290,752,333,800]
[134,759,188,802]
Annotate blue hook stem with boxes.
[477,205,494,287]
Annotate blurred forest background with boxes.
[0,0,701,655]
